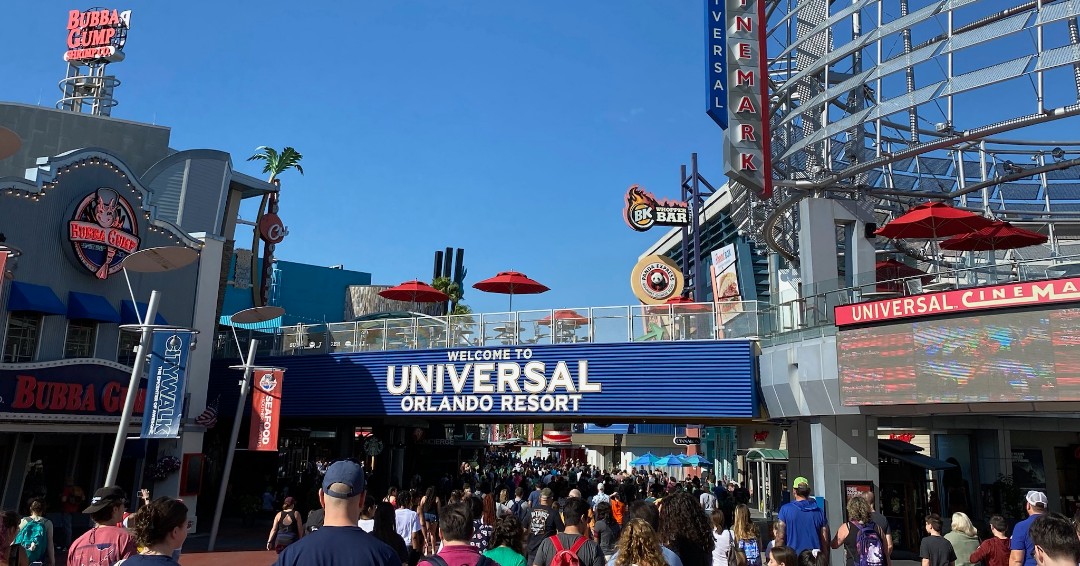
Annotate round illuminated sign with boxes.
[630,255,684,305]
[258,213,286,244]
[68,188,141,279]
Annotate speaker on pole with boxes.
[864,222,878,240]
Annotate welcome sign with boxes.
[222,341,758,420]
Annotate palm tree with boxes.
[245,146,303,306]
[246,146,304,183]
[432,276,463,314]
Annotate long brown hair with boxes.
[734,504,758,541]
[482,494,497,526]
[615,518,667,566]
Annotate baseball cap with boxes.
[1025,490,1048,508]
[322,460,366,499]
[540,487,553,499]
[84,486,127,513]
[793,476,810,489]
[596,482,605,491]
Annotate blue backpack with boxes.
[15,518,47,564]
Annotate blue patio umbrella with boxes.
[654,454,686,467]
[630,452,660,467]
[682,454,714,467]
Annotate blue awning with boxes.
[120,300,168,325]
[67,292,121,323]
[7,282,66,315]
[218,314,282,330]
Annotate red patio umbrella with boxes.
[664,295,714,312]
[538,310,590,326]
[875,202,995,239]
[876,259,932,292]
[473,271,549,311]
[378,280,449,304]
[940,221,1047,251]
[876,202,995,274]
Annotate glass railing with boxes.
[262,303,766,356]
[210,252,1080,357]
[765,251,1080,338]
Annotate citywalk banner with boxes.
[710,244,743,330]
[141,331,192,439]
[249,369,283,451]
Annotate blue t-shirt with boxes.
[777,498,828,554]
[1010,513,1041,566]
[274,526,401,566]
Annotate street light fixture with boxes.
[207,305,285,552]
[104,246,199,488]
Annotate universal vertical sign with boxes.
[723,0,773,199]
[706,0,728,129]
[141,332,192,439]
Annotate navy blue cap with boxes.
[322,460,365,499]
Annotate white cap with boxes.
[1026,490,1048,507]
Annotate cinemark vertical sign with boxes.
[723,0,773,199]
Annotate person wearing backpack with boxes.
[733,504,763,566]
[510,487,531,527]
[16,499,53,566]
[831,496,889,566]
[418,502,495,566]
[531,497,604,566]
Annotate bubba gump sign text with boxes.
[65,8,131,62]
[9,374,145,415]
[835,277,1080,326]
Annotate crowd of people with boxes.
[0,485,188,566]
[6,455,1080,566]
[269,457,1080,566]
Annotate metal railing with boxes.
[209,253,1080,358]
[242,303,766,357]
[766,252,1080,337]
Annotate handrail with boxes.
[216,302,768,357]
[210,251,1080,358]
[766,250,1080,337]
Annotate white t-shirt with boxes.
[700,492,718,512]
[395,507,422,548]
[713,529,734,566]
[358,518,374,532]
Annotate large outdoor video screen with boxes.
[838,306,1080,405]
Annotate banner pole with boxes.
[207,338,259,552]
[105,289,160,488]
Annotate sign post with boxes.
[105,290,159,487]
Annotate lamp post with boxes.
[105,246,199,488]
[207,305,285,552]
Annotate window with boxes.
[117,330,141,367]
[3,313,43,363]
[64,320,97,359]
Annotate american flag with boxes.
[195,395,220,429]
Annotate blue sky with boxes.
[6,1,728,315]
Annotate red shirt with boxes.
[67,525,136,566]
[970,536,1011,566]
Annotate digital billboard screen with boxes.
[838,306,1080,405]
